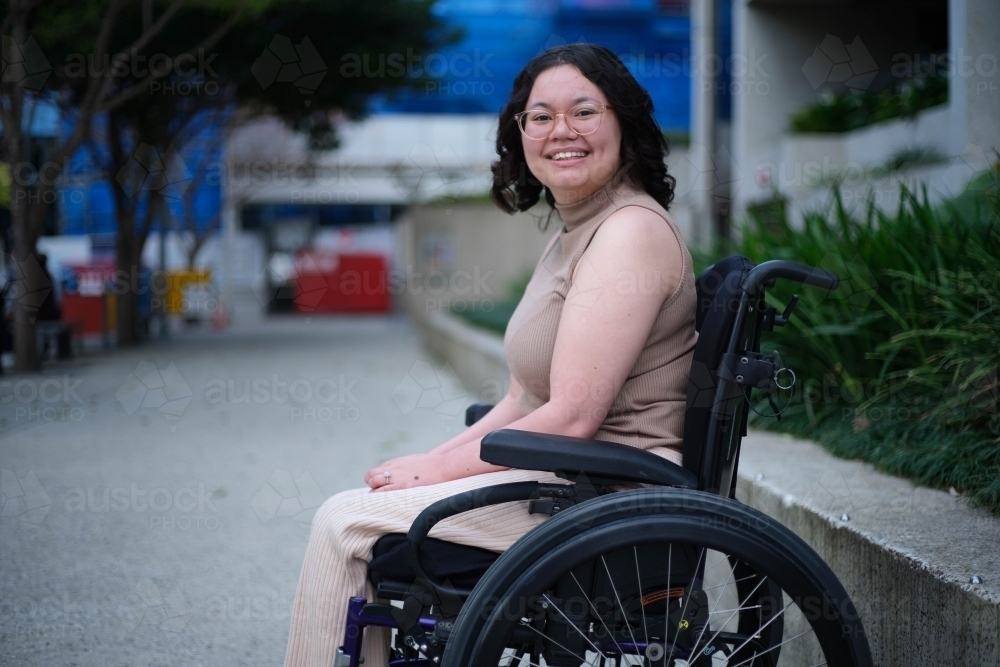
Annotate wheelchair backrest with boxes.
[682,255,761,496]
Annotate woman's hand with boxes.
[365,453,450,492]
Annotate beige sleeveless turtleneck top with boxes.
[502,169,698,466]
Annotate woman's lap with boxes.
[312,467,562,557]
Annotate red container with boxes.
[292,251,390,313]
[62,264,119,336]
[62,294,108,335]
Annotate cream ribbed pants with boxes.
[283,468,562,667]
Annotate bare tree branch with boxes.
[100,0,247,114]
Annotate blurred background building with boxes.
[7,0,997,342]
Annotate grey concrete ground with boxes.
[0,308,472,667]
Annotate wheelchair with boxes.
[336,255,874,666]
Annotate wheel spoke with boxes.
[665,547,707,666]
[690,572,769,660]
[702,574,757,592]
[690,553,737,656]
[723,598,794,665]
[725,626,817,667]
[634,547,649,652]
[704,554,731,573]
[661,542,672,667]
[517,617,591,665]
[708,605,761,615]
[451,497,866,667]
[601,555,641,653]
[540,592,610,661]
[498,645,544,667]
[571,571,628,658]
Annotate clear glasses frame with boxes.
[513,103,612,140]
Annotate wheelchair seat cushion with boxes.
[367,533,500,590]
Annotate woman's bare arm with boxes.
[426,376,526,455]
[366,206,682,491]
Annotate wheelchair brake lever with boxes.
[774,294,799,327]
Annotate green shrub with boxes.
[705,167,1000,513]
[452,170,1000,513]
[451,268,532,335]
[790,74,948,134]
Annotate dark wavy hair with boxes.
[491,43,676,216]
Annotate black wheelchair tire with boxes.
[442,488,872,666]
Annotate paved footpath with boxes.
[0,312,475,667]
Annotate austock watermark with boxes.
[1,591,88,642]
[64,481,220,531]
[0,376,86,424]
[3,32,221,95]
[64,48,221,95]
[339,47,496,97]
[251,260,496,312]
[892,50,999,94]
[803,35,997,94]
[2,584,295,643]
[755,362,998,434]
[205,374,361,422]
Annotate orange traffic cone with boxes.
[211,300,230,330]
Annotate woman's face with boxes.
[520,64,622,205]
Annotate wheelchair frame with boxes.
[334,256,847,667]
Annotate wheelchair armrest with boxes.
[465,403,495,426]
[481,429,698,488]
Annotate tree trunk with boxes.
[115,207,142,346]
[12,257,40,372]
[2,29,41,372]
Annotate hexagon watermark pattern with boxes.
[673,142,743,203]
[115,143,192,201]
[250,253,330,309]
[116,361,193,422]
[391,360,468,420]
[941,143,999,201]
[116,578,192,633]
[816,251,877,314]
[390,143,470,202]
[251,35,327,97]
[7,253,52,323]
[802,35,877,91]
[0,469,51,530]
[1,35,51,90]
[251,469,325,526]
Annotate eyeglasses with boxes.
[513,103,612,140]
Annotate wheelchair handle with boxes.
[405,482,541,599]
[741,259,840,295]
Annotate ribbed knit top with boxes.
[502,168,698,465]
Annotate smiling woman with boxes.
[491,43,677,215]
[284,43,695,667]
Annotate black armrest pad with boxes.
[481,429,698,488]
[465,403,495,426]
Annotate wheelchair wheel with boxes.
[443,488,872,666]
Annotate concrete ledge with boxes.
[420,310,508,402]
[418,310,1000,665]
[737,433,999,665]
